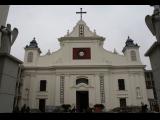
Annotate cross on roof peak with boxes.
[76,8,87,20]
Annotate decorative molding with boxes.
[117,95,128,98]
[71,83,94,89]
[36,91,48,99]
[58,36,105,41]
[111,71,144,75]
[36,95,48,99]
[56,73,95,75]
[117,93,128,96]
[76,76,88,79]
[116,90,128,97]
[22,65,145,70]
[100,75,105,103]
[23,71,55,76]
[60,76,64,104]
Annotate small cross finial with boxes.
[94,29,96,35]
[114,48,118,54]
[67,30,69,36]
[33,37,36,40]
[76,8,87,20]
[47,49,51,55]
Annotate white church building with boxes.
[20,9,149,112]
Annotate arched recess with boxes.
[27,52,33,62]
[76,78,88,85]
[130,50,137,61]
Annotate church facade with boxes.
[20,16,149,112]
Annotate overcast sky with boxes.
[7,5,155,69]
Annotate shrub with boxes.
[61,104,71,112]
[94,104,105,112]
[111,106,141,113]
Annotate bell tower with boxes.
[24,37,41,65]
[122,36,142,63]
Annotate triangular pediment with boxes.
[64,19,102,38]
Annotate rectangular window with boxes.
[120,98,126,108]
[118,79,125,90]
[39,99,45,112]
[40,80,46,91]
[146,81,153,89]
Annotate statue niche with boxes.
[0,24,18,54]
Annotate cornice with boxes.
[22,65,145,70]
[58,37,105,41]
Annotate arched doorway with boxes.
[76,78,89,112]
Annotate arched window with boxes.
[76,78,88,85]
[130,50,137,61]
[136,87,141,97]
[27,52,33,62]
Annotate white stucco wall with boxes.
[21,68,149,111]
[21,19,149,111]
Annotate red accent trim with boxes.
[73,48,91,59]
